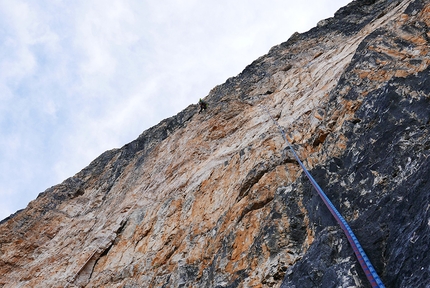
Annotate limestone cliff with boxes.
[1,0,429,287]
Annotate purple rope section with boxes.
[262,105,385,288]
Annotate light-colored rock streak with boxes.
[2,0,429,287]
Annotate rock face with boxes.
[1,0,429,287]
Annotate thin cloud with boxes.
[0,0,351,220]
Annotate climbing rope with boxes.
[261,105,385,288]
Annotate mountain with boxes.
[1,0,429,287]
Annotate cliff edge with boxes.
[1,0,429,287]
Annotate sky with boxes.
[0,0,352,220]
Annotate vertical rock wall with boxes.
[0,0,429,287]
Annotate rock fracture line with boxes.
[262,105,385,288]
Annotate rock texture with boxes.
[1,0,429,287]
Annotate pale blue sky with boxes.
[0,0,351,220]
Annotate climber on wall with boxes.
[198,98,208,113]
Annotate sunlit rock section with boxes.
[0,0,429,287]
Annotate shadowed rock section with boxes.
[1,0,429,287]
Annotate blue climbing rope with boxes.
[262,105,385,288]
